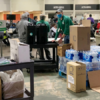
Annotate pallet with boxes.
[59,70,66,79]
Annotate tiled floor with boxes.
[1,40,100,100]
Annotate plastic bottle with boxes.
[92,52,98,62]
[72,51,79,61]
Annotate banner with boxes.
[45,4,73,10]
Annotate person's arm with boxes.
[63,18,73,37]
[57,18,73,44]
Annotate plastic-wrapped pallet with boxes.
[65,49,83,61]
[83,51,98,62]
[59,57,70,74]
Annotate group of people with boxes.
[73,14,95,25]
[15,9,74,60]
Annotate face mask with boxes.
[57,14,62,18]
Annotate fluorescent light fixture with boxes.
[0,11,3,12]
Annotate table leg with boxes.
[30,65,34,100]
[53,47,55,63]
[56,47,59,71]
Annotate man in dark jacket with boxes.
[33,16,38,25]
[36,14,51,60]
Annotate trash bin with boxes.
[95,30,100,45]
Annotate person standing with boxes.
[73,15,78,24]
[33,16,38,25]
[52,9,73,44]
[25,12,33,23]
[36,14,51,60]
[87,14,94,24]
[16,13,34,58]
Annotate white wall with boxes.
[0,0,10,11]
[11,0,43,11]
[45,0,73,4]
[75,0,99,4]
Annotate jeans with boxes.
[64,35,69,44]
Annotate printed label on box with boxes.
[68,83,71,88]
[68,75,74,84]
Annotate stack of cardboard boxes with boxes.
[57,20,91,93]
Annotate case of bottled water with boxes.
[59,57,64,65]
[65,49,81,61]
[83,51,98,62]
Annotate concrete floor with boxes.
[1,40,100,100]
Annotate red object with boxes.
[30,14,33,19]
[97,23,100,29]
[58,33,62,38]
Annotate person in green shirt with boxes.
[36,14,51,60]
[52,9,73,44]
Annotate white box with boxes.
[9,39,30,63]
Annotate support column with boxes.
[73,0,76,19]
[42,0,45,14]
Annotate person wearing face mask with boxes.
[52,9,73,44]
[36,14,51,60]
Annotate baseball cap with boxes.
[56,8,63,13]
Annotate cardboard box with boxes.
[70,25,90,51]
[9,39,30,63]
[0,78,2,100]
[82,20,91,27]
[57,44,71,57]
[88,70,100,93]
[67,62,86,93]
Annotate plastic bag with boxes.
[0,70,24,99]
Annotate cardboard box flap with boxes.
[9,39,19,46]
[19,43,29,46]
[67,62,81,66]
[92,87,100,93]
[76,62,86,66]
[88,70,100,89]
[82,20,91,27]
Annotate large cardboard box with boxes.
[57,44,71,57]
[0,78,2,100]
[88,70,100,93]
[9,39,30,63]
[82,20,91,27]
[67,62,86,93]
[70,25,90,51]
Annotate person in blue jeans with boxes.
[52,9,73,44]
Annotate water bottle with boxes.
[91,52,98,62]
[72,51,79,61]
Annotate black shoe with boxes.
[30,54,34,58]
[39,58,45,60]
[47,57,52,60]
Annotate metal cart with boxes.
[0,61,34,100]
[31,42,58,71]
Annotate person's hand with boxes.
[58,38,62,44]
[52,40,55,42]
